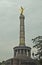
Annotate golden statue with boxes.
[20,6,24,14]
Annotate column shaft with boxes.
[19,14,25,46]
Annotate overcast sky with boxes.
[0,0,42,62]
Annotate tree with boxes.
[1,61,5,65]
[0,62,2,65]
[32,36,42,60]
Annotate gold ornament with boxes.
[20,6,24,14]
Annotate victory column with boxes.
[13,7,38,65]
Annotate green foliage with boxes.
[1,64,5,65]
[39,59,42,65]
[1,61,5,65]
[32,36,42,60]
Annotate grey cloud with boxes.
[0,0,42,61]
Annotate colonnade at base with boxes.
[13,46,31,58]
